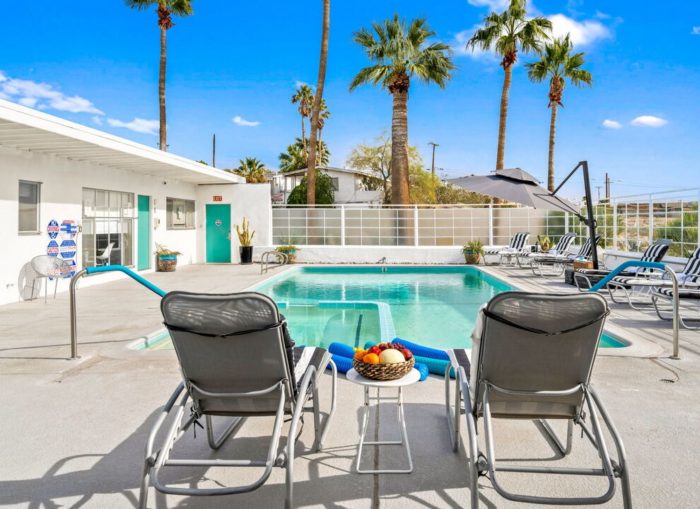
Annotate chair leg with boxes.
[459,371,480,508]
[444,362,461,452]
[538,419,573,456]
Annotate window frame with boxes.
[18,180,41,234]
[166,197,196,230]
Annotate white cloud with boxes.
[467,0,509,9]
[548,14,610,46]
[107,117,159,135]
[630,115,668,128]
[232,115,260,127]
[18,97,38,107]
[692,26,700,35]
[91,115,104,126]
[595,10,611,20]
[294,80,311,89]
[0,71,103,115]
[602,119,622,129]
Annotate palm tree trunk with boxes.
[391,88,409,205]
[307,0,330,206]
[301,117,307,156]
[547,103,558,191]
[159,27,167,151]
[496,64,512,171]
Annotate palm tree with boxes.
[350,15,454,204]
[231,157,269,183]
[279,138,330,173]
[526,35,592,191]
[291,84,314,155]
[468,0,551,171]
[126,0,193,152]
[307,0,331,205]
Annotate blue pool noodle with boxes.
[391,338,450,361]
[328,342,355,359]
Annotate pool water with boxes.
[134,266,626,351]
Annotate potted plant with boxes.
[537,235,552,252]
[276,245,298,264]
[462,240,484,265]
[155,244,181,272]
[235,217,255,264]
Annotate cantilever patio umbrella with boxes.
[448,165,600,268]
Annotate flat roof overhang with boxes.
[0,99,244,185]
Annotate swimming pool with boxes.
[134,266,627,350]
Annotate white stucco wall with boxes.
[255,245,466,264]
[0,145,200,305]
[197,183,272,263]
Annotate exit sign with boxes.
[213,195,223,202]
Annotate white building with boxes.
[0,99,272,305]
[270,166,383,204]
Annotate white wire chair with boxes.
[30,255,70,303]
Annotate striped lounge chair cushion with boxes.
[485,232,529,255]
[654,288,700,299]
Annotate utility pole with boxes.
[596,185,602,203]
[212,134,216,168]
[605,172,611,200]
[428,142,439,176]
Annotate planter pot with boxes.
[464,252,481,265]
[239,246,253,265]
[157,254,178,272]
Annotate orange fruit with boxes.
[362,353,380,364]
[354,350,366,361]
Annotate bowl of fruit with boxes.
[352,342,415,381]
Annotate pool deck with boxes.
[1,263,699,508]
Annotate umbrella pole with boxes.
[553,160,599,270]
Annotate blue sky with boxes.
[1,0,699,199]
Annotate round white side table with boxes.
[346,367,420,474]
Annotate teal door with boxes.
[137,195,151,270]
[206,204,231,263]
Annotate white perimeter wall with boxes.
[0,145,199,305]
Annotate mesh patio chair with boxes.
[444,292,631,508]
[96,242,114,266]
[651,286,700,329]
[30,255,70,303]
[139,291,337,509]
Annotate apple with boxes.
[400,348,413,360]
[369,345,381,355]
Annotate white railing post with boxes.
[413,206,419,247]
[564,212,569,235]
[648,193,654,246]
[340,205,346,246]
[697,191,700,248]
[488,204,494,246]
[612,200,618,250]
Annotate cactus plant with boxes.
[235,217,255,246]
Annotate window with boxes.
[18,181,40,233]
[331,177,339,191]
[82,188,135,267]
[167,198,195,229]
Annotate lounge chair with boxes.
[574,239,672,290]
[515,232,576,268]
[607,247,700,309]
[483,232,530,266]
[139,291,337,509]
[444,292,631,508]
[652,286,700,330]
[530,234,601,277]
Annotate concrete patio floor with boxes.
[1,263,699,508]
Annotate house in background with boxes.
[271,166,383,204]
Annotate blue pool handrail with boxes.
[85,265,166,297]
[587,260,666,293]
[70,265,167,358]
